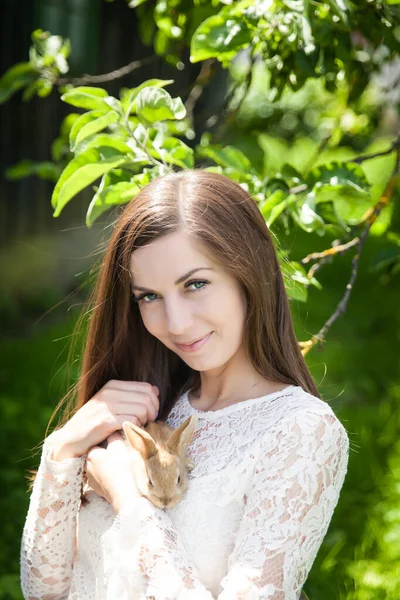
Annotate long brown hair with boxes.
[48,168,320,436]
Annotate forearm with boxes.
[20,434,86,598]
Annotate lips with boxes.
[177,335,208,346]
[175,332,212,351]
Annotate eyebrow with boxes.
[132,267,214,292]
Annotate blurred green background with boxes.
[1,0,400,598]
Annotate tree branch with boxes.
[300,238,360,278]
[288,134,400,196]
[299,149,400,356]
[184,59,217,121]
[57,55,158,86]
[351,134,400,164]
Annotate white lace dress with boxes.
[20,384,349,600]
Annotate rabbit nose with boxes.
[161,497,171,506]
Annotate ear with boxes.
[122,421,158,460]
[167,415,197,455]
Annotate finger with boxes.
[105,380,159,398]
[115,415,142,428]
[96,393,156,425]
[113,400,152,424]
[102,381,159,414]
[107,434,130,454]
[86,445,106,462]
[114,393,159,422]
[107,432,124,444]
[86,472,106,499]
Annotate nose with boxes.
[165,296,193,335]
[161,497,171,506]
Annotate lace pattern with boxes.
[20,385,349,599]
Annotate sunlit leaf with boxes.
[135,87,186,122]
[190,15,251,62]
[121,79,174,114]
[61,86,110,111]
[0,63,38,103]
[196,144,252,171]
[54,155,127,217]
[86,172,138,227]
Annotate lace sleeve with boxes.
[20,435,86,600]
[217,409,349,599]
[101,409,349,600]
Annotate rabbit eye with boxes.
[177,475,181,485]
[148,479,154,487]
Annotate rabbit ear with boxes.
[123,421,158,460]
[167,415,197,455]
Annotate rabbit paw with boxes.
[185,456,195,472]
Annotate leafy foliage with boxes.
[120,0,400,101]
[0,29,70,103]
[42,82,194,226]
[2,7,399,303]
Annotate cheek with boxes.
[212,288,246,324]
[141,312,161,336]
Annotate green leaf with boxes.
[121,79,174,114]
[0,63,38,103]
[280,259,322,302]
[291,193,326,234]
[154,30,171,56]
[333,189,375,224]
[361,144,397,203]
[37,79,53,97]
[151,137,194,169]
[87,169,158,227]
[77,133,134,156]
[61,86,110,111]
[86,173,138,227]
[260,190,287,220]
[190,15,251,63]
[203,165,253,184]
[4,159,60,182]
[127,0,149,7]
[31,29,70,62]
[196,144,252,171]
[70,110,119,150]
[135,87,186,122]
[266,195,294,228]
[310,160,374,225]
[307,161,369,192]
[280,260,308,302]
[54,154,127,217]
[51,149,101,209]
[325,0,350,25]
[300,14,316,54]
[281,164,304,185]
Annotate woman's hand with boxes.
[48,380,160,461]
[85,432,141,514]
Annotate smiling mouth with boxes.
[175,332,213,351]
[177,335,208,345]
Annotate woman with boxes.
[20,169,349,599]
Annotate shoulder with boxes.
[260,385,349,445]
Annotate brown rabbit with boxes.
[122,415,197,510]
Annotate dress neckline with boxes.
[182,384,300,418]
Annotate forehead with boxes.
[130,231,213,280]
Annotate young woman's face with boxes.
[130,230,248,369]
